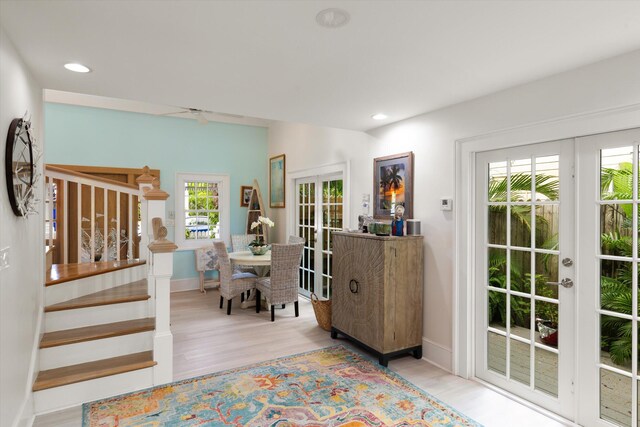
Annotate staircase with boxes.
[34,166,176,414]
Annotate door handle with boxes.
[546,278,574,289]
[349,279,359,294]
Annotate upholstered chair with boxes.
[231,234,256,252]
[213,241,258,315]
[231,233,257,275]
[255,242,304,321]
[288,235,305,244]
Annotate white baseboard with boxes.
[422,337,453,373]
[170,277,200,293]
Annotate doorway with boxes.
[294,173,344,299]
[472,127,640,426]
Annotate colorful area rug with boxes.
[83,345,481,426]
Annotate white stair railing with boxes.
[44,165,144,264]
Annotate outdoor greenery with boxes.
[599,162,637,366]
[184,183,219,239]
[487,162,638,366]
[487,172,559,333]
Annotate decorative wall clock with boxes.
[5,113,40,217]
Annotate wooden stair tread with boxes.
[46,259,146,286]
[40,318,155,348]
[33,351,156,391]
[45,280,149,312]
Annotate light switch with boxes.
[441,198,453,211]
[0,247,9,271]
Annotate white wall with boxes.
[268,49,640,373]
[268,122,374,243]
[0,26,44,427]
[369,49,640,371]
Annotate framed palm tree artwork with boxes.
[373,151,414,219]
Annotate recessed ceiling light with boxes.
[372,113,388,120]
[316,8,350,29]
[64,63,91,73]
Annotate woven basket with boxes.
[311,293,332,331]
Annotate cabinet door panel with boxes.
[332,235,385,351]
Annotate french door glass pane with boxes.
[601,147,633,200]
[597,144,639,427]
[535,347,558,397]
[535,253,559,298]
[485,151,562,401]
[600,368,632,427]
[488,161,507,202]
[510,158,532,202]
[510,338,531,385]
[488,208,507,245]
[536,156,559,201]
[488,331,507,375]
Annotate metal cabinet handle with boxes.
[546,278,574,289]
[349,279,359,294]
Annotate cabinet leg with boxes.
[412,347,423,359]
[330,328,338,339]
[379,355,388,367]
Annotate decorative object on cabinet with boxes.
[5,112,41,217]
[331,231,424,366]
[406,219,421,235]
[269,154,286,208]
[240,185,253,207]
[245,179,269,243]
[373,151,414,219]
[392,205,405,236]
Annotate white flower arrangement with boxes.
[249,216,274,246]
[250,215,275,230]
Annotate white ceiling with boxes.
[2,0,640,131]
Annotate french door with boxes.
[577,128,640,427]
[474,128,640,425]
[474,139,576,419]
[295,174,343,299]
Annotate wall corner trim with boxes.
[422,337,453,373]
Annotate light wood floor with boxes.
[34,289,568,426]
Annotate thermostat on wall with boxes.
[441,198,453,211]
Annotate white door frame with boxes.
[286,161,351,239]
[454,105,640,419]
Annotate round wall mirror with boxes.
[5,117,35,217]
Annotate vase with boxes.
[249,245,270,255]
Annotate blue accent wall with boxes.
[44,103,268,279]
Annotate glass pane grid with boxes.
[486,155,561,396]
[598,145,639,427]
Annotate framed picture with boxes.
[269,154,286,208]
[240,185,253,207]
[373,151,414,219]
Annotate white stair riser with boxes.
[33,367,154,415]
[45,265,147,306]
[40,332,154,370]
[44,300,150,332]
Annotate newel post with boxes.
[136,166,155,261]
[148,218,177,385]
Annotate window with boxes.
[175,173,230,249]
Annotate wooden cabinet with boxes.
[331,232,423,366]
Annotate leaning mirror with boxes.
[5,117,35,216]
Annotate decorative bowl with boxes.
[249,245,270,256]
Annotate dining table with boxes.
[228,250,271,308]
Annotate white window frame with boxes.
[175,172,230,250]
